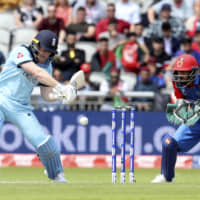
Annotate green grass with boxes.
[0,167,199,200]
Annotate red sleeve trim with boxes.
[172,82,185,99]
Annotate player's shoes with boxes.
[44,169,48,176]
[44,170,67,183]
[54,172,67,183]
[151,174,167,183]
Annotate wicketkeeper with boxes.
[152,54,200,183]
[0,30,85,182]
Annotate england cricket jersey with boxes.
[0,46,52,107]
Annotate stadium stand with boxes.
[11,27,37,48]
[0,11,16,29]
[57,42,68,56]
[0,28,11,57]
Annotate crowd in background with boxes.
[0,0,200,110]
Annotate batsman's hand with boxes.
[52,83,65,98]
[61,84,77,104]
[53,83,77,104]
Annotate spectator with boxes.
[54,0,72,27]
[77,63,99,110]
[37,3,65,43]
[161,22,180,56]
[185,0,200,38]
[149,37,172,87]
[175,36,200,64]
[91,37,116,80]
[192,29,200,53]
[53,31,85,80]
[80,63,98,91]
[116,32,149,73]
[135,23,146,45]
[147,0,193,24]
[67,7,95,42]
[135,66,159,92]
[115,0,141,31]
[146,3,185,39]
[137,0,161,27]
[149,37,171,70]
[134,67,159,110]
[95,3,130,40]
[99,19,126,51]
[72,0,106,24]
[146,57,166,89]
[14,0,43,28]
[100,68,129,108]
[134,23,151,60]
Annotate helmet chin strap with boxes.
[30,42,55,63]
[175,80,193,89]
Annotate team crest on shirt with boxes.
[23,71,37,84]
[17,52,24,58]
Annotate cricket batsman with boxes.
[0,30,85,182]
[152,54,200,183]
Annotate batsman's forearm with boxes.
[33,67,58,87]
[40,87,59,102]
[21,62,59,87]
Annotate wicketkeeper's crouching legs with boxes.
[36,136,66,182]
[161,134,178,182]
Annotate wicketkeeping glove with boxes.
[166,99,189,125]
[184,100,200,126]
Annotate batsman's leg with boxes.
[8,111,66,182]
[0,110,5,134]
[36,135,66,182]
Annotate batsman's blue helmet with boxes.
[33,30,58,54]
[30,30,58,62]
